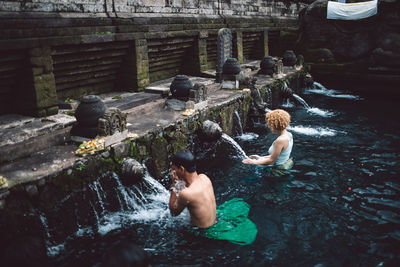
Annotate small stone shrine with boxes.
[71,95,127,138]
[169,74,193,101]
[258,56,276,77]
[166,75,193,111]
[282,50,297,68]
[216,28,233,83]
[166,75,209,111]
[221,58,241,89]
[295,54,304,69]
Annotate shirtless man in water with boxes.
[168,150,217,228]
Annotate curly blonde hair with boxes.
[266,109,291,132]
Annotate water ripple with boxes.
[366,197,400,209]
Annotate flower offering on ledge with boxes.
[75,137,106,156]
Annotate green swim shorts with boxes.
[191,198,257,245]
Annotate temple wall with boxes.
[0,0,301,17]
[0,0,305,116]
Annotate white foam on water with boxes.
[307,107,335,117]
[90,172,191,236]
[237,132,259,141]
[47,243,65,257]
[282,99,295,108]
[75,227,93,237]
[288,125,342,137]
[97,212,125,236]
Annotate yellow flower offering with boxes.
[75,137,105,156]
[0,176,8,189]
[182,109,195,116]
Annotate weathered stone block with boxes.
[111,142,131,158]
[32,67,44,76]
[46,106,59,116]
[30,56,43,67]
[219,105,235,136]
[150,135,169,178]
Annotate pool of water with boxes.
[50,84,400,266]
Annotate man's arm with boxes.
[169,189,189,216]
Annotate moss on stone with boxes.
[170,131,189,155]
[219,105,235,136]
[131,137,150,162]
[150,135,169,179]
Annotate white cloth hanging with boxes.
[327,0,378,20]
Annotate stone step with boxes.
[0,114,76,164]
[101,92,162,111]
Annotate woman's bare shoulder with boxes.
[276,135,288,143]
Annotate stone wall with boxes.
[0,0,306,116]
[0,0,302,17]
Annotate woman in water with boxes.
[242,109,293,176]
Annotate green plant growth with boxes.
[76,162,86,171]
[64,98,75,103]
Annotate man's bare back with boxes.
[179,174,216,228]
[169,150,217,228]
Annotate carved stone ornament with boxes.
[189,83,208,103]
[98,107,127,136]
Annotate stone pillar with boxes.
[234,31,244,64]
[198,30,209,73]
[22,46,58,117]
[262,28,269,57]
[216,28,233,83]
[133,39,150,91]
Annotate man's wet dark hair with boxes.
[171,150,196,173]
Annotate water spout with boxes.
[221,133,248,159]
[233,110,244,136]
[313,81,327,90]
[308,82,361,100]
[281,82,293,98]
[292,93,310,109]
